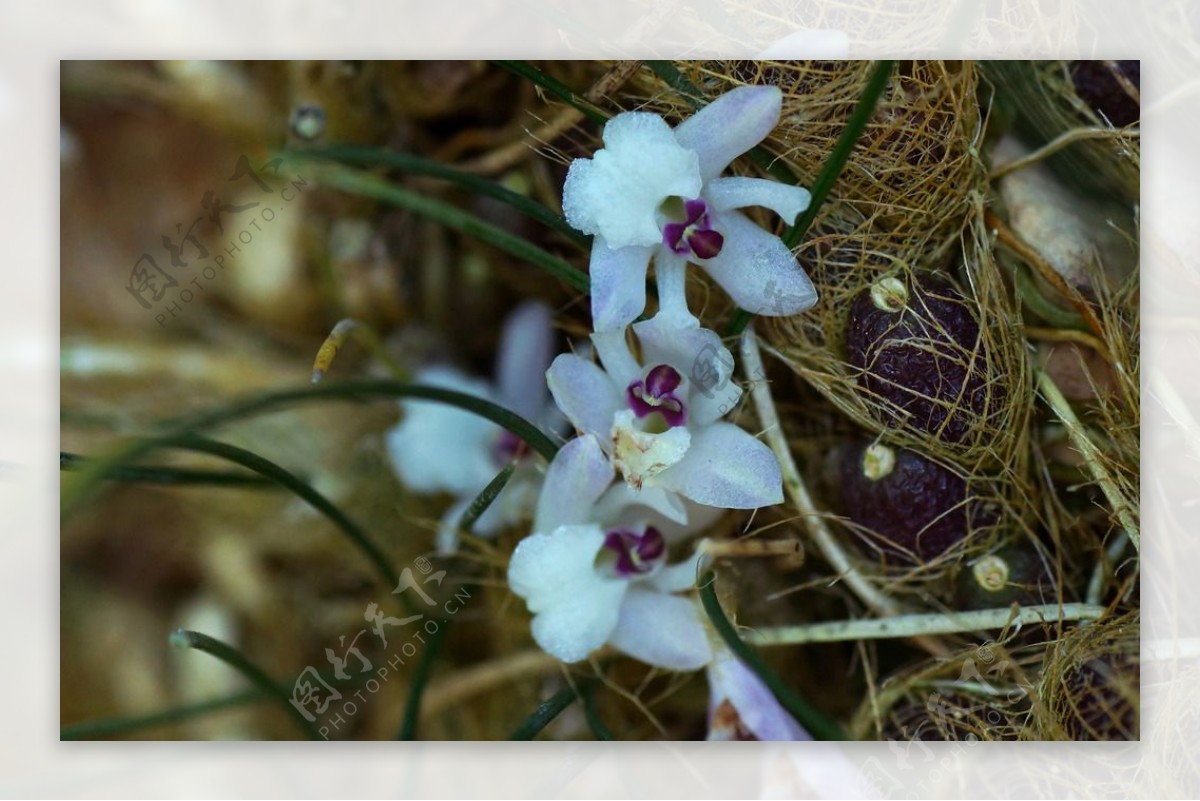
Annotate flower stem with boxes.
[748,603,1108,646]
[169,629,321,740]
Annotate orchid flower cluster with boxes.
[387,85,817,739]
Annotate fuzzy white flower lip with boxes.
[386,302,561,553]
[506,435,713,669]
[546,310,783,510]
[562,85,818,332]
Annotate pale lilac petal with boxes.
[607,587,713,670]
[590,239,653,333]
[653,421,783,508]
[533,434,614,533]
[699,210,818,316]
[707,647,810,741]
[591,481,689,528]
[508,524,627,663]
[590,328,641,390]
[436,463,543,554]
[705,176,812,223]
[648,551,702,593]
[387,366,500,496]
[496,301,555,420]
[651,251,698,327]
[546,353,622,440]
[633,313,739,426]
[672,85,782,180]
[563,112,701,248]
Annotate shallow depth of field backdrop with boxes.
[60,60,1139,741]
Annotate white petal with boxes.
[387,366,500,496]
[533,434,614,534]
[507,524,627,663]
[699,210,818,316]
[611,409,691,490]
[436,464,542,554]
[707,647,810,741]
[563,112,701,249]
[654,421,783,508]
[589,239,654,333]
[673,86,782,180]
[546,353,621,440]
[496,301,555,420]
[608,587,712,671]
[705,177,811,224]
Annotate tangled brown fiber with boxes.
[1034,612,1140,740]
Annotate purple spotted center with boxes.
[662,198,724,259]
[491,430,530,466]
[626,364,687,427]
[603,526,666,577]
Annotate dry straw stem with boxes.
[419,648,566,723]
[1036,367,1140,552]
[980,61,1139,202]
[463,61,643,175]
[988,126,1140,182]
[740,324,902,619]
[748,602,1107,646]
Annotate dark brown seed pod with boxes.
[846,273,992,444]
[838,441,993,565]
[1070,60,1139,128]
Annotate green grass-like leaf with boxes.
[60,688,268,740]
[306,162,590,294]
[290,144,589,249]
[62,379,560,519]
[493,60,609,124]
[166,434,400,591]
[727,59,896,337]
[507,682,585,740]
[699,571,845,741]
[169,629,322,740]
[60,451,276,489]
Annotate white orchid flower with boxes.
[507,434,714,670]
[545,309,783,510]
[706,643,810,741]
[386,301,560,553]
[562,84,817,332]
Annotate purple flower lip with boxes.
[603,526,666,577]
[662,198,725,260]
[626,364,687,427]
